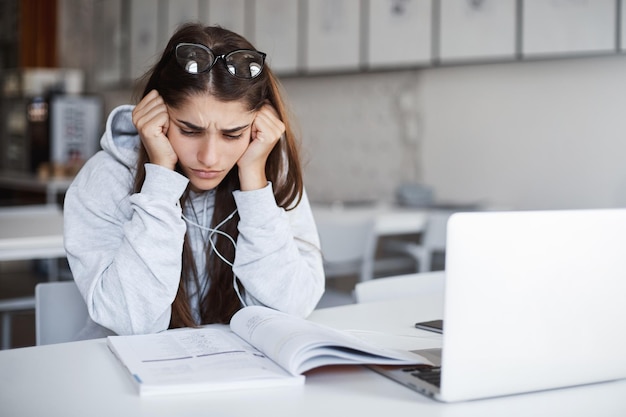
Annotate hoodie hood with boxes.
[100,105,141,169]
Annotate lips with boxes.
[191,169,222,180]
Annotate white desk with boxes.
[312,203,428,236]
[0,173,73,205]
[0,205,65,261]
[0,205,66,349]
[2,295,626,417]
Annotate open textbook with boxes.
[107,305,428,396]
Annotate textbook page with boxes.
[107,325,304,396]
[230,306,426,375]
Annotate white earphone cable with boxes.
[181,209,247,307]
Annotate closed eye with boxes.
[222,124,250,140]
[176,119,204,137]
[224,132,243,140]
[179,128,202,136]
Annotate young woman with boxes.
[64,23,325,339]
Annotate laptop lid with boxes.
[439,208,626,402]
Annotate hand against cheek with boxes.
[132,90,178,170]
[237,104,285,191]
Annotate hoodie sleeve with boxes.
[64,156,189,335]
[232,183,325,317]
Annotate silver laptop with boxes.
[371,209,626,402]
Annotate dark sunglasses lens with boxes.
[225,51,265,78]
[176,44,213,74]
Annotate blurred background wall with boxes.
[3,0,626,210]
[415,56,626,210]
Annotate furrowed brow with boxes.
[177,120,205,131]
[221,124,250,134]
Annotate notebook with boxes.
[370,208,626,402]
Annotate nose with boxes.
[197,135,220,167]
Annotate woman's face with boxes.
[167,94,255,192]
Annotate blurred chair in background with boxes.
[35,280,87,345]
[0,297,36,349]
[354,271,445,304]
[381,210,453,273]
[314,209,378,307]
[316,213,378,283]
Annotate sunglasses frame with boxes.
[175,42,267,79]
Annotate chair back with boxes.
[315,210,377,283]
[35,281,88,345]
[422,210,452,252]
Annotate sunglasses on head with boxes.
[175,43,266,79]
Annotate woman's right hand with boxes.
[132,90,178,170]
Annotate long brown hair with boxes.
[133,23,304,326]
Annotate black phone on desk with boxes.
[414,319,443,334]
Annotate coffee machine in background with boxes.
[0,68,103,178]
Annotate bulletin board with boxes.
[91,0,123,86]
[202,0,247,38]
[166,0,200,40]
[304,0,362,73]
[620,0,626,52]
[367,0,432,69]
[522,0,616,57]
[438,0,517,63]
[130,0,159,79]
[253,0,300,74]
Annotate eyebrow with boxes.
[221,124,250,134]
[176,119,250,134]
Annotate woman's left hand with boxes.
[237,103,285,191]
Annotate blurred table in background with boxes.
[312,201,484,278]
[312,203,428,237]
[312,203,429,280]
[0,204,65,262]
[0,173,73,206]
[0,204,66,349]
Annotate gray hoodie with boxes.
[64,105,325,339]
